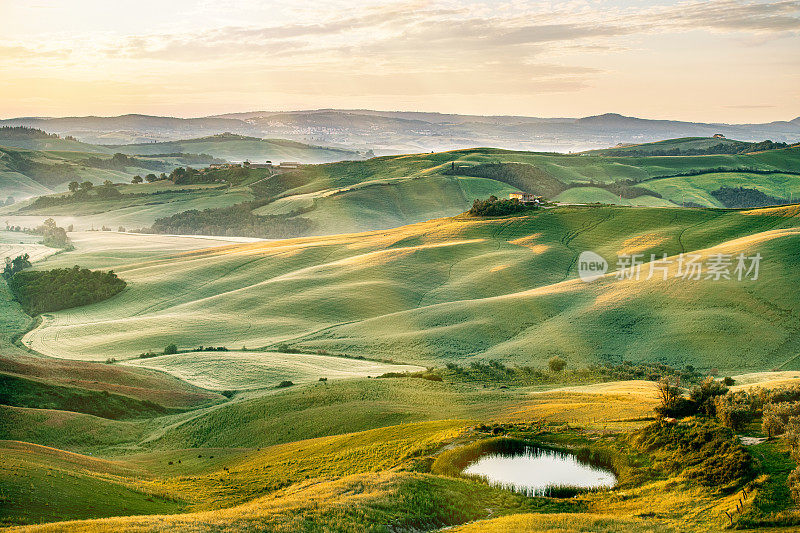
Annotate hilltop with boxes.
[4,110,800,153]
[583,136,790,156]
[0,126,111,153]
[105,133,366,164]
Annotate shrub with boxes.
[632,420,753,489]
[690,377,729,417]
[715,392,755,430]
[762,402,800,438]
[164,343,178,355]
[548,356,567,373]
[277,380,294,388]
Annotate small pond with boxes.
[463,443,616,497]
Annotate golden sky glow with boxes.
[1,0,798,121]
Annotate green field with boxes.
[3,144,800,532]
[107,133,363,164]
[6,142,800,237]
[14,205,800,374]
[172,144,800,235]
[126,351,424,390]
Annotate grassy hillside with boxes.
[18,205,800,373]
[584,136,761,156]
[107,133,364,164]
[126,351,424,390]
[0,145,212,202]
[0,127,111,154]
[6,143,800,236]
[151,145,800,236]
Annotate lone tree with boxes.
[131,175,143,184]
[68,181,80,193]
[164,343,178,355]
[548,356,567,372]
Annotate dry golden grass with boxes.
[501,381,659,429]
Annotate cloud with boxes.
[654,0,800,34]
[0,45,71,61]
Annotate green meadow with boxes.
[3,140,800,532]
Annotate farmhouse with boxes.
[713,133,725,139]
[509,192,541,204]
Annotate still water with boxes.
[463,445,616,496]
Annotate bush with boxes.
[277,380,294,388]
[762,402,800,438]
[715,392,756,430]
[632,420,753,489]
[164,343,178,355]
[548,356,566,373]
[690,377,729,417]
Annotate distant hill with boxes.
[3,110,799,153]
[106,133,365,164]
[0,145,207,201]
[0,127,111,153]
[584,136,788,156]
[6,140,800,231]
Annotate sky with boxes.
[0,0,798,122]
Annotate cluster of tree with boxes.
[590,360,703,384]
[675,382,800,506]
[34,218,72,249]
[710,186,792,208]
[468,196,538,217]
[2,254,32,280]
[655,375,734,419]
[601,140,788,157]
[149,203,313,238]
[80,152,165,172]
[6,265,126,315]
[0,126,60,139]
[27,181,122,209]
[131,173,167,184]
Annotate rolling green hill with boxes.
[6,142,800,236]
[107,133,364,164]
[0,146,214,202]
[19,205,800,374]
[132,144,800,237]
[583,136,774,156]
[0,126,112,153]
[5,204,800,531]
